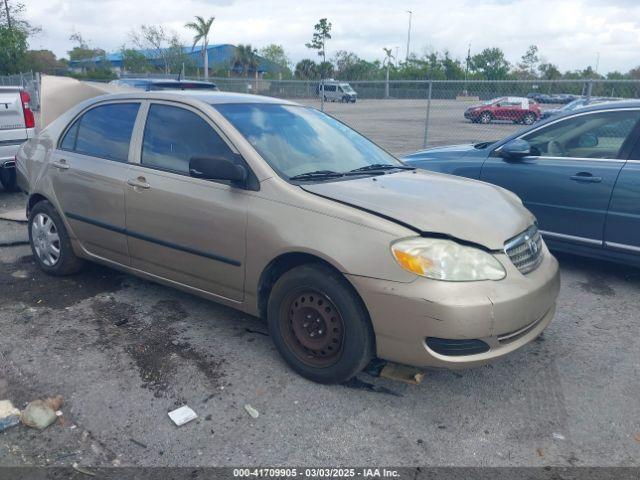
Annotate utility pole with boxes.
[395,46,399,67]
[4,0,12,29]
[595,52,600,74]
[405,10,412,63]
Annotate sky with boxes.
[22,0,640,73]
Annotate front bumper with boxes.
[347,244,560,369]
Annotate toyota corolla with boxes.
[16,91,560,384]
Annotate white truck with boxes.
[0,86,35,191]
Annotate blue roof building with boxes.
[69,44,284,75]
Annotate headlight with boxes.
[391,237,506,281]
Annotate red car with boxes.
[464,96,541,125]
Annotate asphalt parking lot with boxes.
[1,99,639,468]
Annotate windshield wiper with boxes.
[345,163,415,174]
[289,170,344,181]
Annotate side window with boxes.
[522,110,640,159]
[71,103,140,162]
[60,120,80,151]
[141,104,236,174]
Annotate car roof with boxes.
[89,90,300,106]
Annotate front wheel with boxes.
[522,113,536,125]
[28,200,84,276]
[267,264,375,384]
[479,112,492,124]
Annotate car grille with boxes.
[504,225,544,274]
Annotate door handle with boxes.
[570,172,602,183]
[127,177,150,189]
[52,159,70,170]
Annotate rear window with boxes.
[60,103,140,162]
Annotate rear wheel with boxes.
[522,113,536,125]
[479,112,492,124]
[28,200,84,276]
[0,168,17,192]
[267,264,375,384]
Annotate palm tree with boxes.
[185,15,215,79]
[234,44,258,78]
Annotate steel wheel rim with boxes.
[31,213,61,267]
[280,289,344,368]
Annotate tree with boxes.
[0,25,27,73]
[233,44,258,77]
[294,58,317,79]
[121,47,151,73]
[23,49,60,73]
[185,15,214,79]
[305,18,332,76]
[259,44,290,69]
[68,31,105,63]
[538,62,561,80]
[130,25,183,74]
[518,45,539,76]
[470,47,510,80]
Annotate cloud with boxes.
[23,0,640,73]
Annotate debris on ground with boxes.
[72,463,97,477]
[129,438,148,449]
[20,395,63,430]
[552,432,566,440]
[379,363,425,385]
[168,405,198,426]
[634,433,640,443]
[0,400,21,432]
[244,404,259,419]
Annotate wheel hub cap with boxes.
[31,213,61,267]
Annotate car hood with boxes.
[301,170,535,250]
[402,144,482,162]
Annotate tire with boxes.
[28,200,84,276]
[267,264,375,384]
[479,112,492,124]
[522,113,536,125]
[0,168,18,192]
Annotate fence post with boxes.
[422,80,433,149]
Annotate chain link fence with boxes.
[0,71,41,110]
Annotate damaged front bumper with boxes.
[346,244,560,369]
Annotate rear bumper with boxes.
[347,245,560,369]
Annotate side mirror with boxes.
[189,156,247,185]
[500,139,531,160]
[578,133,598,148]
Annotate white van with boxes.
[317,80,357,103]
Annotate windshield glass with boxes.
[215,103,401,179]
[562,99,584,111]
[341,84,355,93]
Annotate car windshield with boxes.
[341,84,355,93]
[215,103,402,179]
[149,82,217,90]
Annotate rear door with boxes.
[604,122,640,253]
[481,108,640,245]
[50,101,141,265]
[124,101,248,301]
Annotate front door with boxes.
[50,102,140,265]
[124,102,248,301]
[481,108,640,245]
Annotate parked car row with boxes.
[538,96,619,121]
[527,92,577,104]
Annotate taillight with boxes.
[20,90,35,129]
